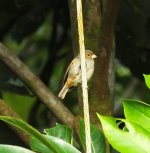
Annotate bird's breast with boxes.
[86,59,94,81]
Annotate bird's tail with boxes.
[58,84,69,99]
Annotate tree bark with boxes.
[90,0,121,124]
[0,100,30,146]
[68,0,121,125]
[0,42,75,128]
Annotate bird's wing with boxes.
[63,63,70,85]
[63,58,75,85]
[63,56,80,84]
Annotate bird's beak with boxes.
[92,54,97,58]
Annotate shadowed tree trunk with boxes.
[68,0,121,124]
[69,1,121,152]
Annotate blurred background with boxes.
[0,0,150,149]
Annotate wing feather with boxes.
[63,56,80,84]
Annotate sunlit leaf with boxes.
[123,99,150,133]
[0,145,35,153]
[97,114,150,153]
[31,135,81,153]
[143,74,150,89]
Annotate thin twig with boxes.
[0,42,75,128]
[76,0,91,153]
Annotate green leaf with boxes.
[143,74,150,89]
[123,99,150,133]
[2,92,35,121]
[44,123,73,144]
[97,114,150,153]
[31,135,81,153]
[0,145,35,153]
[80,118,106,153]
[31,136,52,153]
[0,116,57,153]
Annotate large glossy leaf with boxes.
[97,114,150,153]
[123,99,150,133]
[143,74,150,89]
[31,135,81,153]
[0,116,57,153]
[44,123,73,144]
[80,118,106,153]
[31,136,52,153]
[0,145,35,153]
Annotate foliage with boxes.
[97,74,150,152]
[0,116,106,153]
[79,118,106,153]
[0,0,150,152]
[1,73,150,153]
[44,123,73,144]
[143,74,150,90]
[0,145,35,153]
[0,116,80,153]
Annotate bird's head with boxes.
[85,50,97,59]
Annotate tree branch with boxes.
[0,99,30,146]
[92,0,121,117]
[0,42,75,128]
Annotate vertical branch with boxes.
[76,0,91,153]
[91,0,121,124]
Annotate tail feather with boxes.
[58,85,69,99]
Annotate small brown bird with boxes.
[58,50,97,99]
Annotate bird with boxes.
[58,50,97,99]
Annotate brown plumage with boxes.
[58,50,96,99]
